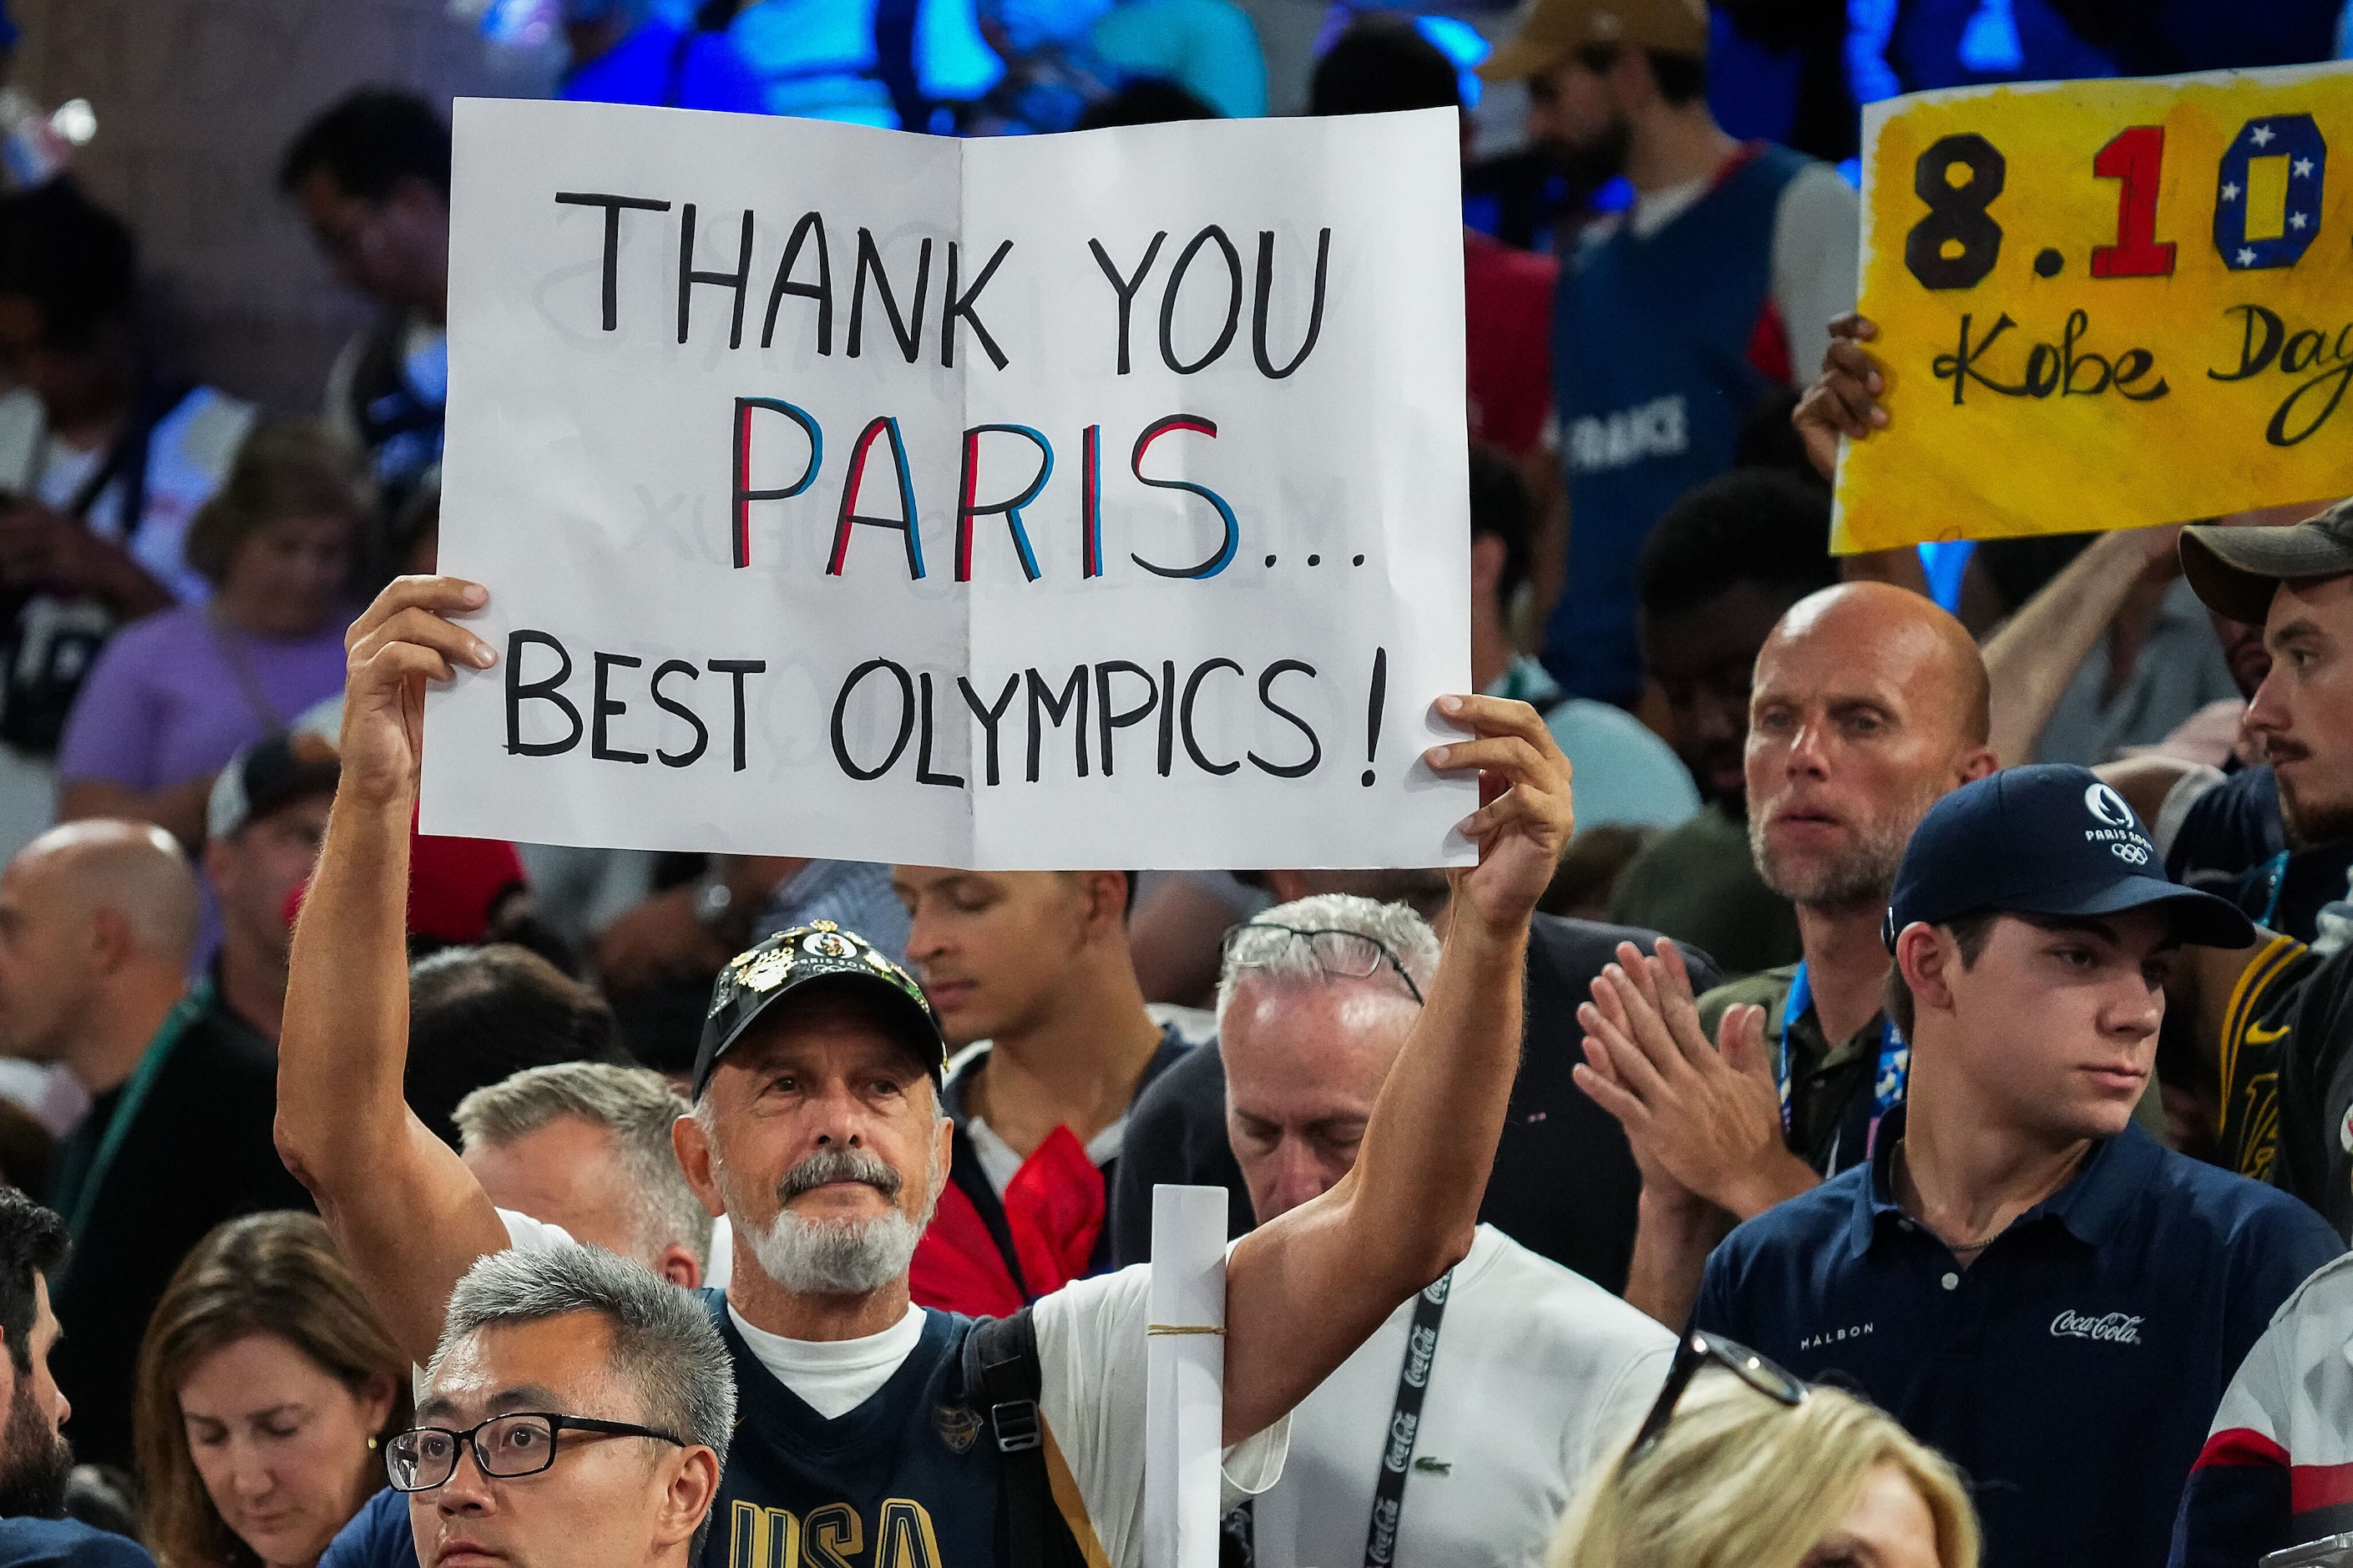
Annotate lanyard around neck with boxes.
[1361,1271,1451,1568]
[56,989,205,1247]
[1780,962,1909,1164]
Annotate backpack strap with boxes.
[961,1309,1085,1567]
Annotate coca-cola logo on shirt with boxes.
[2050,1309,2143,1344]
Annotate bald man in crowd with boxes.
[1574,583,1997,1325]
[0,820,309,1466]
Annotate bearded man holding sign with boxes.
[274,565,1567,1568]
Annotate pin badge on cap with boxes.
[804,928,857,960]
[691,919,947,1100]
[740,948,792,994]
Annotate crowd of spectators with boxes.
[0,2,2348,1567]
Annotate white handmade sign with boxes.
[422,98,1473,869]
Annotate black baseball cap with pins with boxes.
[1883,765,2254,952]
[691,923,946,1100]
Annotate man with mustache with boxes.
[2161,503,2353,945]
[277,576,1572,1567]
[1576,580,1996,1325]
[0,1187,153,1565]
[2168,507,2353,1232]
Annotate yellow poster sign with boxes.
[1834,60,2353,554]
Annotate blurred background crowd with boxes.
[0,3,2337,1567]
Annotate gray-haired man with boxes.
[387,1243,729,1568]
[1217,894,1673,1568]
[456,1064,715,1288]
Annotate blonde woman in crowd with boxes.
[134,1213,407,1568]
[1551,1332,1978,1568]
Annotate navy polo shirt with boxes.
[1693,1108,2341,1568]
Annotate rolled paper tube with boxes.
[1146,1185,1228,1568]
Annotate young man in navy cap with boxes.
[1659,764,2341,1568]
[277,576,1575,1568]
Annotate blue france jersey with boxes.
[1544,144,1806,705]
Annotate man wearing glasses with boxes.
[1215,893,1675,1568]
[277,575,1575,1568]
[1111,865,1728,1294]
[388,1242,730,1568]
[1646,766,2344,1568]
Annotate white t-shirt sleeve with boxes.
[410,1211,579,1395]
[1579,1339,1676,1479]
[1034,1262,1290,1568]
[498,1209,578,1252]
[1770,162,1862,385]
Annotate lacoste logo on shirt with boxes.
[2051,1310,2143,1344]
[1798,1323,1875,1349]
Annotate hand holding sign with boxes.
[342,576,496,811]
[1834,61,2353,554]
[1424,693,1575,937]
[1794,315,1888,480]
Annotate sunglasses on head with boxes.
[1219,922,1427,1005]
[1621,1330,1808,1471]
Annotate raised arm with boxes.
[1981,525,2183,766]
[275,576,510,1364]
[1219,695,1568,1444]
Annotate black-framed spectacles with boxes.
[384,1412,687,1493]
[1220,923,1426,1005]
[1621,1331,1807,1471]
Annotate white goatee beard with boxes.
[749,1203,929,1296]
[722,1143,942,1297]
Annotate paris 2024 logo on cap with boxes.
[2083,783,2151,866]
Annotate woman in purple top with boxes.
[57,417,358,847]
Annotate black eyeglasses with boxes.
[1220,923,1426,1004]
[384,1412,686,1492]
[1621,1331,1808,1470]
